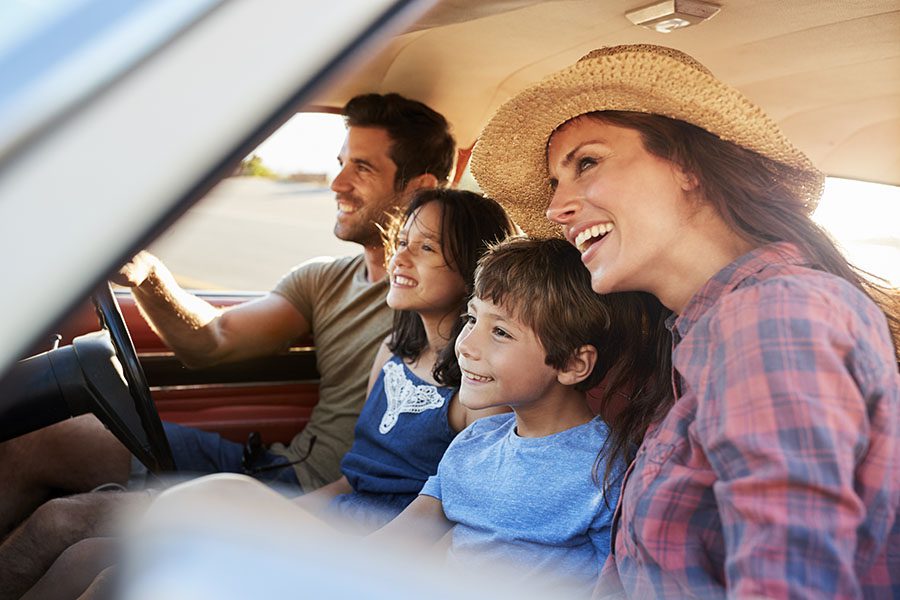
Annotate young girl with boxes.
[471,45,900,598]
[294,188,517,533]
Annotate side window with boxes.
[148,112,354,291]
[150,113,899,293]
[812,178,899,288]
[460,165,899,288]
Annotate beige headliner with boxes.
[311,0,900,187]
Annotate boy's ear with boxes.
[557,344,597,387]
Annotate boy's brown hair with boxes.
[474,236,672,483]
[474,237,640,390]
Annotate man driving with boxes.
[0,93,456,538]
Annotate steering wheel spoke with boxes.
[92,282,175,473]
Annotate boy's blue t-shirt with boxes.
[420,412,623,595]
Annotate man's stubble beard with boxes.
[333,193,403,247]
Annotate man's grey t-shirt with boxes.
[269,254,392,492]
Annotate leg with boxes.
[76,566,116,600]
[21,537,117,600]
[0,415,131,535]
[164,422,303,495]
[0,492,148,600]
[162,421,247,475]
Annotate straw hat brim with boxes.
[470,46,824,238]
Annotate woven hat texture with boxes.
[470,44,824,238]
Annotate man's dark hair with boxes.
[343,93,455,189]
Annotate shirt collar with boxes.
[666,241,810,338]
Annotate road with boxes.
[149,177,358,291]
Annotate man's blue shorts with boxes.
[156,421,303,496]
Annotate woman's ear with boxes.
[557,344,597,386]
[674,165,699,192]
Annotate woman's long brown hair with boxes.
[589,111,900,361]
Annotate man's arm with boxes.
[117,251,309,368]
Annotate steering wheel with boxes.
[92,282,175,473]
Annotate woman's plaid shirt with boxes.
[598,242,900,599]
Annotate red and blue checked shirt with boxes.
[596,242,900,599]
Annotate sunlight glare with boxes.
[813,178,900,287]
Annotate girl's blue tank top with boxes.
[340,353,457,495]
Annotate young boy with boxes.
[376,237,646,596]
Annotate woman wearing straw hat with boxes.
[471,45,900,598]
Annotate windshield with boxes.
[0,0,221,160]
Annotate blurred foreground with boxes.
[117,474,584,600]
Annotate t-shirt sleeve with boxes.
[419,473,442,500]
[588,481,619,565]
[418,418,487,501]
[695,280,876,597]
[589,428,623,565]
[271,256,337,323]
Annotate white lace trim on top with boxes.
[379,360,447,434]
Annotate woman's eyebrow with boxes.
[561,139,607,166]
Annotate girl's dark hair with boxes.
[383,189,516,385]
[587,111,899,360]
[474,237,673,490]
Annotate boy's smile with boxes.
[455,296,562,412]
[459,367,492,383]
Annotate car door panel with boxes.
[52,292,319,445]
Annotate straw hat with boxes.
[470,44,824,238]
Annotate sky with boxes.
[251,113,900,286]
[250,113,347,179]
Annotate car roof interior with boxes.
[312,0,899,187]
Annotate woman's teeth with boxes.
[575,223,614,252]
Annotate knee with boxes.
[27,497,86,543]
[28,494,127,543]
[80,564,118,600]
[0,416,128,489]
[54,537,116,574]
[29,498,71,533]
